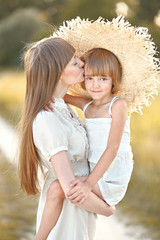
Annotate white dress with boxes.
[33,98,96,240]
[83,97,134,206]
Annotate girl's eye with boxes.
[101,77,107,81]
[87,77,92,80]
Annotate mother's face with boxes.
[60,56,84,86]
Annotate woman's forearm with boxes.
[50,151,76,195]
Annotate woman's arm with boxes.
[50,150,76,195]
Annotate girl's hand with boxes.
[66,179,92,204]
[43,97,55,112]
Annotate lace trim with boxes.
[53,103,89,161]
[52,97,68,109]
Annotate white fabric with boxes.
[108,96,119,117]
[33,98,97,240]
[83,100,93,114]
[83,97,134,206]
[83,96,119,117]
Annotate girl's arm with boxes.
[64,94,89,110]
[67,99,128,200]
[44,94,89,112]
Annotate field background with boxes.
[1,0,160,239]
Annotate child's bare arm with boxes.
[44,95,90,112]
[64,94,89,110]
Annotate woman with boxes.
[18,37,114,240]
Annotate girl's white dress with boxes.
[33,98,96,240]
[83,96,134,206]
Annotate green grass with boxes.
[0,151,38,240]
[0,70,160,239]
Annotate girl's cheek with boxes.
[84,81,88,90]
[85,83,91,91]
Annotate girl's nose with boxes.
[93,78,99,87]
[77,58,84,68]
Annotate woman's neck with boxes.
[53,81,69,99]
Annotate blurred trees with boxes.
[0,0,159,67]
[0,0,67,25]
[0,8,50,66]
[137,0,160,21]
[63,0,116,20]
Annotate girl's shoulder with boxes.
[80,98,92,109]
[113,98,127,107]
[83,99,94,113]
[112,98,128,119]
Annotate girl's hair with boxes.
[81,48,122,93]
[18,37,75,195]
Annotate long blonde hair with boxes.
[19,37,75,195]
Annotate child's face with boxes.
[84,65,113,100]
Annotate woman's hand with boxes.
[43,97,55,112]
[66,179,92,204]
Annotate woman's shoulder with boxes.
[33,110,62,129]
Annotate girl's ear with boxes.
[111,84,115,94]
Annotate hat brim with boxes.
[54,16,160,115]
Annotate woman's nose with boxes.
[77,58,84,68]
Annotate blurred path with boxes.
[0,116,18,163]
[0,116,151,240]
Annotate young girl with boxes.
[35,48,133,240]
[67,47,133,204]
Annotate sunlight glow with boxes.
[115,2,129,17]
[154,10,160,27]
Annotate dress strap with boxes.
[108,96,119,117]
[83,101,93,114]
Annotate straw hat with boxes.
[53,16,160,115]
